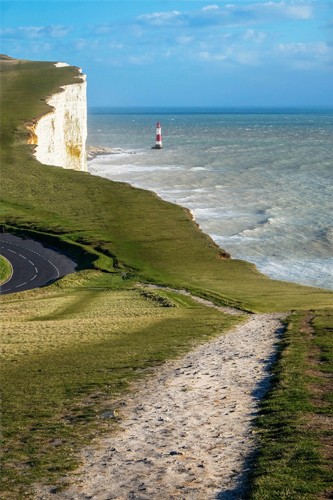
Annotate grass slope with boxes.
[0,272,241,496]
[0,58,332,313]
[0,57,332,497]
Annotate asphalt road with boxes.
[0,233,77,295]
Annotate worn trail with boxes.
[36,312,285,500]
[35,314,282,500]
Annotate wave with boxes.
[87,111,333,290]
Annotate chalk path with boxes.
[35,313,284,500]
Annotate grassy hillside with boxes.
[0,58,332,312]
[0,57,332,497]
[1,273,241,496]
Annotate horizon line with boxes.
[88,105,333,114]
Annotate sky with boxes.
[1,0,332,108]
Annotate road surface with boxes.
[0,233,77,295]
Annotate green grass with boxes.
[249,310,333,499]
[1,56,333,497]
[0,271,242,497]
[1,58,332,313]
[0,255,12,284]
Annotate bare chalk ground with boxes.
[35,313,285,500]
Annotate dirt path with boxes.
[36,312,285,500]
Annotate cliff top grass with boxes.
[0,58,332,312]
[1,56,332,498]
[0,56,81,149]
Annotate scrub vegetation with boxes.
[0,56,332,497]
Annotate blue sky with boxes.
[1,1,332,107]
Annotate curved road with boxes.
[0,233,77,295]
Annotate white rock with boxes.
[30,70,87,172]
[54,62,70,68]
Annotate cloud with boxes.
[0,25,71,39]
[277,41,326,54]
[137,10,183,26]
[1,1,328,74]
[202,5,220,12]
[197,51,227,62]
[136,2,314,30]
[277,2,313,20]
[276,41,333,68]
[196,44,262,66]
[226,1,314,22]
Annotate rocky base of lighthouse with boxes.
[151,145,163,149]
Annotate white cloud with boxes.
[198,50,227,62]
[202,5,220,12]
[136,2,314,32]
[93,24,113,35]
[255,1,313,20]
[0,25,71,39]
[278,2,313,20]
[48,26,71,38]
[137,11,182,26]
[277,41,330,55]
[276,41,333,69]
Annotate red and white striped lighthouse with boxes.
[152,122,162,149]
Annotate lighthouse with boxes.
[152,122,162,149]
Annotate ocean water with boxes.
[88,108,333,291]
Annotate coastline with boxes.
[87,146,333,292]
[86,108,333,292]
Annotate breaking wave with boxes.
[88,109,333,290]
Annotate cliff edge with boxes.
[26,61,87,172]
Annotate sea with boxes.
[87,108,333,291]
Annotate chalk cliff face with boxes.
[28,64,87,172]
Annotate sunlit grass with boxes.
[1,59,333,313]
[0,255,12,284]
[0,271,242,497]
[1,57,333,499]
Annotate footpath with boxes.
[36,301,285,500]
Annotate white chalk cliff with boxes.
[28,63,87,171]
